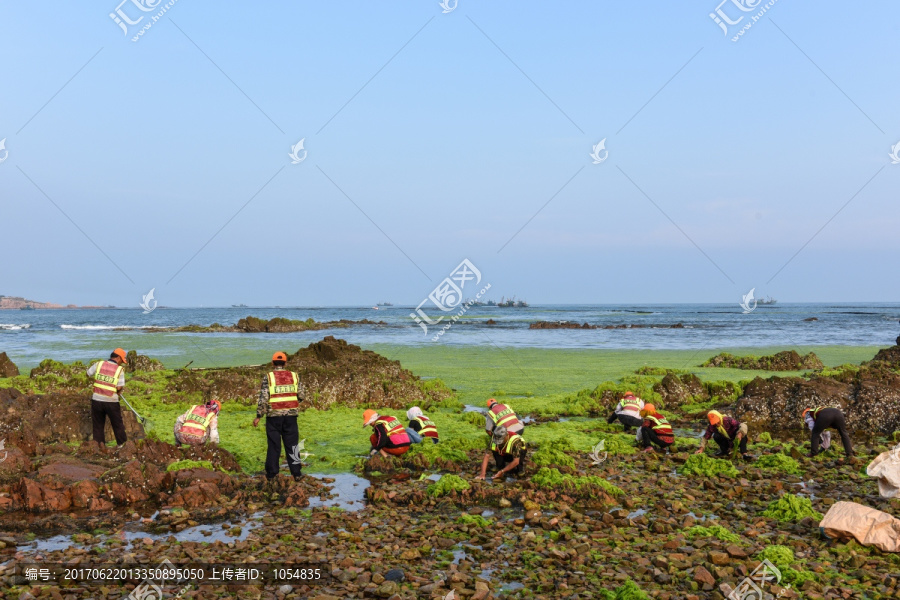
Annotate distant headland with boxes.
[0,295,111,310]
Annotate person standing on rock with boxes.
[364,409,411,457]
[174,399,221,447]
[476,425,526,480]
[85,348,128,446]
[803,407,853,458]
[697,410,751,461]
[638,404,674,453]
[406,406,439,444]
[606,391,645,433]
[252,352,304,481]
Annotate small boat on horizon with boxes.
[757,296,777,306]
[232,304,248,308]
[376,302,393,307]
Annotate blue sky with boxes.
[1,1,897,307]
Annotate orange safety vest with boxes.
[92,360,124,399]
[413,415,439,439]
[488,403,521,430]
[491,433,525,456]
[375,416,410,446]
[645,413,673,437]
[178,405,215,438]
[267,370,300,410]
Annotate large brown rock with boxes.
[125,351,164,373]
[0,352,19,378]
[735,351,900,434]
[654,373,709,407]
[0,446,33,483]
[703,350,823,371]
[171,336,450,410]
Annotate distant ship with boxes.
[757,297,777,306]
[20,305,35,310]
[232,304,248,308]
[486,300,497,307]
[497,296,528,308]
[376,302,393,307]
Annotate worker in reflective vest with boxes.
[485,399,524,436]
[802,407,853,458]
[406,406,439,444]
[638,404,674,453]
[85,348,128,446]
[252,352,305,480]
[697,411,751,461]
[476,426,526,480]
[606,391,645,432]
[175,399,221,446]
[364,409,411,457]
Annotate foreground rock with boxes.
[703,350,824,371]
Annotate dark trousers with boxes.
[91,400,127,445]
[492,451,525,474]
[607,412,643,431]
[713,432,747,454]
[811,408,853,457]
[265,415,303,479]
[641,427,673,450]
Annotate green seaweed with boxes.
[685,524,742,544]
[426,474,470,497]
[530,467,623,496]
[755,453,803,475]
[456,514,493,528]
[678,454,739,478]
[165,459,214,472]
[599,579,651,600]
[762,494,822,522]
[531,438,576,468]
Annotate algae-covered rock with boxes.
[530,467,623,496]
[702,350,824,371]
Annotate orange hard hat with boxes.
[272,352,288,363]
[208,399,222,413]
[363,409,378,427]
[642,403,656,414]
[112,348,127,363]
[486,398,497,407]
[708,410,723,425]
[801,408,812,419]
[623,391,635,398]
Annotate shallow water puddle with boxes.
[627,508,647,519]
[308,473,369,511]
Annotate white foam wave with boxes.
[0,323,30,330]
[60,324,163,330]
